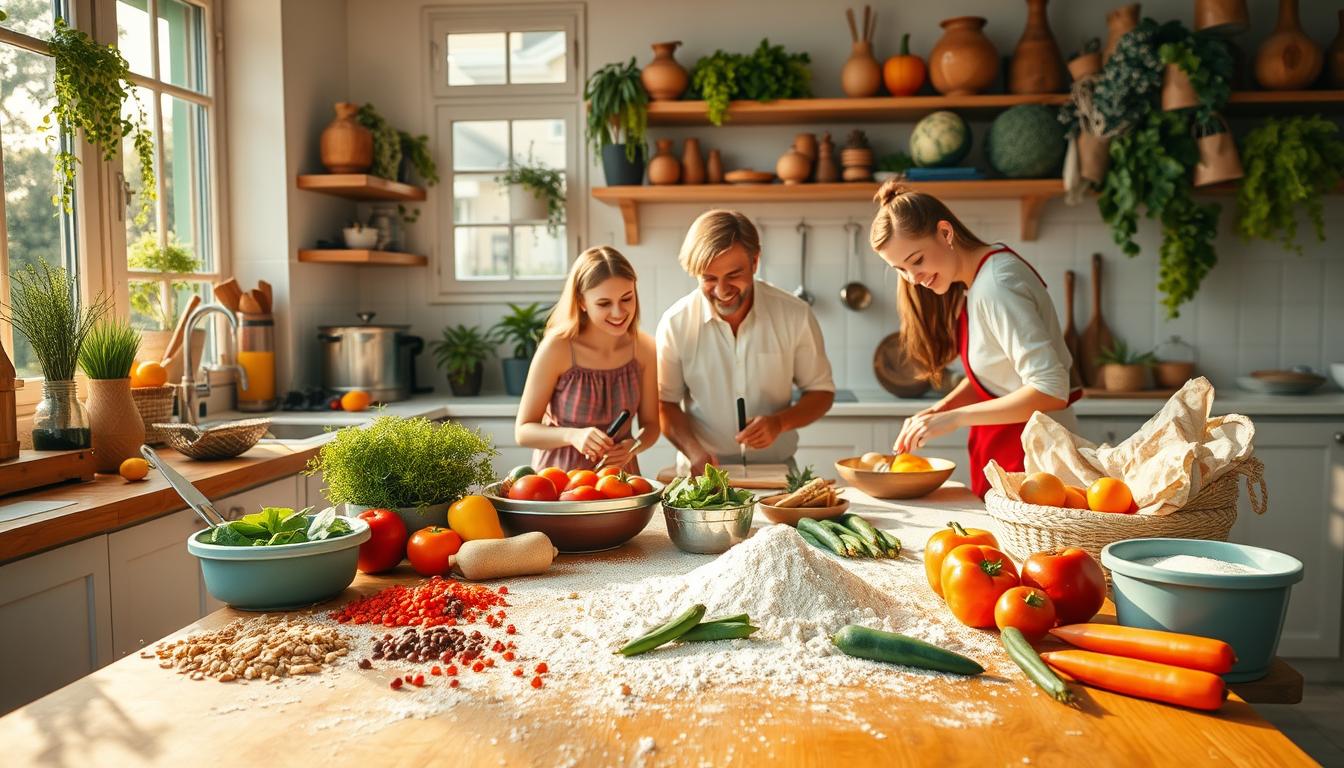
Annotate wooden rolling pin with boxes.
[158,294,202,368]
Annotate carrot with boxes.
[1039,650,1227,711]
[1049,623,1236,675]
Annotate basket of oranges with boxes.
[129,361,175,446]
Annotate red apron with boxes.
[958,247,1083,498]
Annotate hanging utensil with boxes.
[840,220,872,311]
[141,446,227,530]
[793,220,814,305]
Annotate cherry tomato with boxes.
[564,470,599,490]
[923,521,999,597]
[356,508,408,574]
[1021,547,1106,625]
[940,544,1020,628]
[560,485,604,502]
[508,474,559,501]
[406,526,463,577]
[627,475,653,495]
[538,467,570,495]
[994,586,1057,641]
[597,466,624,478]
[595,475,633,499]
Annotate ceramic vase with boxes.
[320,102,373,174]
[794,133,817,181]
[1195,0,1249,35]
[1255,0,1322,90]
[1009,0,1065,94]
[1102,4,1140,64]
[681,138,705,185]
[641,41,689,101]
[814,133,840,183]
[776,147,810,185]
[842,41,883,97]
[929,16,999,96]
[87,378,145,473]
[706,149,724,184]
[648,139,681,185]
[1329,11,1344,88]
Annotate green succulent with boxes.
[1098,339,1157,367]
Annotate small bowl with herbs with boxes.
[661,465,757,554]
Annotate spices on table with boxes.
[330,575,508,628]
[145,615,349,682]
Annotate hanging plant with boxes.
[688,39,811,126]
[127,233,201,330]
[45,19,155,224]
[356,103,401,180]
[496,157,565,235]
[1237,115,1344,254]
[398,131,438,186]
[584,57,649,162]
[1158,30,1233,124]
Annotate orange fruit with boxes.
[119,457,150,482]
[1020,472,1066,507]
[1087,477,1134,514]
[131,360,168,388]
[889,453,933,473]
[340,390,372,412]
[1061,486,1089,509]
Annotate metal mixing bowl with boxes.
[661,501,755,554]
[483,480,663,553]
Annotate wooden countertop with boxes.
[0,486,1311,767]
[0,443,322,563]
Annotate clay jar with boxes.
[776,146,811,185]
[1255,0,1323,90]
[1068,52,1102,81]
[87,378,145,473]
[320,102,373,173]
[793,133,817,180]
[681,138,705,184]
[1009,0,1065,94]
[929,17,999,96]
[1329,10,1344,89]
[842,41,883,97]
[1193,121,1244,188]
[641,41,689,101]
[1195,0,1249,35]
[706,149,724,184]
[1102,4,1140,64]
[814,133,840,183]
[648,139,681,185]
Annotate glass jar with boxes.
[368,204,402,251]
[32,379,91,450]
[236,313,278,412]
[1155,335,1195,362]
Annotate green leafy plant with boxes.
[356,103,401,180]
[1236,116,1344,254]
[584,57,649,162]
[78,319,140,379]
[127,233,201,330]
[490,302,550,360]
[785,465,818,493]
[306,416,498,509]
[46,18,155,224]
[1091,18,1167,133]
[208,506,353,547]
[1,261,111,380]
[1158,31,1233,125]
[497,156,566,235]
[431,324,496,385]
[688,39,811,125]
[1098,339,1157,367]
[663,465,756,509]
[876,151,913,174]
[398,131,438,185]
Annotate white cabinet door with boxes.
[108,509,208,658]
[0,536,113,714]
[201,476,304,614]
[795,419,877,479]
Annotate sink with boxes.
[263,423,339,440]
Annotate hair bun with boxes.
[873,178,912,207]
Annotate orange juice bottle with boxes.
[237,313,278,411]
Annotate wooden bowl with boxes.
[757,494,850,526]
[834,456,955,499]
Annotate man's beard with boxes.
[713,285,751,317]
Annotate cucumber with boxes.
[878,529,903,557]
[679,622,759,642]
[798,518,846,556]
[618,604,706,656]
[797,528,827,551]
[1001,627,1075,704]
[839,514,883,553]
[831,625,984,676]
[702,613,749,626]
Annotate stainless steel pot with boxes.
[317,313,426,402]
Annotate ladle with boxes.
[793,221,814,305]
[840,220,872,311]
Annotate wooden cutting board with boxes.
[1062,269,1084,389]
[1077,253,1114,388]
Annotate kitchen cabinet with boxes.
[455,417,534,477]
[108,509,213,659]
[0,536,113,715]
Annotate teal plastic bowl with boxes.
[186,515,371,611]
[1101,538,1303,682]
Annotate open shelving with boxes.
[297,249,428,267]
[295,174,427,202]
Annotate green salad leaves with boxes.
[664,465,755,509]
[208,506,352,547]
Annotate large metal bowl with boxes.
[482,480,663,553]
[662,501,755,554]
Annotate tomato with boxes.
[940,544,1020,628]
[595,475,633,498]
[560,485,604,502]
[597,466,624,478]
[627,475,653,495]
[1021,547,1107,625]
[923,521,999,597]
[406,526,463,577]
[538,467,570,494]
[356,508,408,574]
[564,470,599,490]
[509,474,558,501]
[994,586,1057,641]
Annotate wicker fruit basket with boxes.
[131,385,176,446]
[155,418,271,460]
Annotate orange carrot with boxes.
[1039,650,1226,711]
[1050,623,1236,675]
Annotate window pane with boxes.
[158,0,207,93]
[511,119,565,168]
[508,31,565,84]
[3,0,59,38]
[116,0,154,78]
[121,85,157,248]
[452,174,507,224]
[513,226,565,279]
[128,279,208,332]
[446,32,505,86]
[159,94,212,271]
[454,226,510,280]
[452,121,508,171]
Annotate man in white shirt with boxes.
[656,210,836,474]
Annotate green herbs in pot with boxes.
[688,39,811,126]
[78,320,141,380]
[663,465,755,509]
[208,506,353,547]
[1,261,111,381]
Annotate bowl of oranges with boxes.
[834,452,956,499]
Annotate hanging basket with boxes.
[508,184,550,224]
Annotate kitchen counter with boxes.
[0,486,1311,767]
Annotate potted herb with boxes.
[398,131,438,186]
[1067,38,1102,81]
[1097,339,1157,392]
[490,302,549,397]
[585,58,649,186]
[79,320,143,472]
[1192,114,1243,188]
[1236,115,1344,254]
[355,103,401,180]
[497,157,565,235]
[432,324,495,397]
[874,151,913,182]
[306,415,498,533]
[1158,31,1233,118]
[688,39,812,126]
[1,262,110,449]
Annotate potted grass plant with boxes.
[79,320,143,472]
[585,58,649,186]
[432,324,495,397]
[490,302,549,397]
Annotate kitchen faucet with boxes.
[179,304,249,425]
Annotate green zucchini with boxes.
[618,604,706,656]
[701,613,749,626]
[878,529,903,557]
[831,625,983,675]
[837,530,870,558]
[798,518,846,556]
[839,514,883,553]
[1000,626,1075,704]
[679,622,759,642]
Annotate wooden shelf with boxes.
[1224,90,1344,114]
[591,180,1062,245]
[297,249,428,267]
[296,174,427,202]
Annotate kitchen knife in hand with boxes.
[736,397,748,470]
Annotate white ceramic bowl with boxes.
[343,226,379,249]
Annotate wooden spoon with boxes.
[238,290,264,315]
[256,280,273,313]
[213,278,242,313]
[1062,270,1083,388]
[159,293,202,368]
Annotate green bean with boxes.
[618,604,706,656]
[837,531,871,558]
[797,528,827,551]
[702,613,749,626]
[1001,627,1075,704]
[878,529,903,557]
[679,622,759,642]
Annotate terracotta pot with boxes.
[1077,132,1112,185]
[1101,364,1148,392]
[641,41,689,101]
[929,16,999,96]
[842,41,883,97]
[87,378,145,473]
[1326,10,1344,88]
[1068,52,1102,81]
[1161,63,1199,111]
[815,133,840,183]
[1255,0,1323,91]
[706,149,724,184]
[1009,0,1065,94]
[681,137,705,185]
[320,102,373,174]
[1195,0,1249,35]
[1193,126,1244,188]
[776,147,811,185]
[647,139,681,185]
[1154,361,1197,389]
[1102,4,1140,64]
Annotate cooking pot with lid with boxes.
[318,312,427,402]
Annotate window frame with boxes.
[428,6,580,99]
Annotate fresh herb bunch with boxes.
[47,18,155,224]
[1236,116,1344,254]
[208,506,353,547]
[307,416,498,509]
[877,151,913,173]
[78,319,140,379]
[431,324,496,385]
[496,156,566,235]
[356,103,402,180]
[664,465,755,509]
[490,302,550,359]
[584,57,648,163]
[1,261,111,380]
[1091,18,1167,134]
[785,465,818,493]
[1098,339,1157,367]
[127,233,201,330]
[688,39,811,125]
[398,131,438,185]
[1158,31,1233,125]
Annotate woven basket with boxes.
[984,457,1267,567]
[154,418,271,460]
[131,385,177,446]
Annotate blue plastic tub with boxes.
[1101,538,1303,682]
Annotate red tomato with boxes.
[596,466,624,478]
[595,475,633,498]
[538,467,570,495]
[564,470,599,490]
[994,586,1058,641]
[940,544,1020,628]
[1021,547,1107,625]
[560,485,605,502]
[628,475,653,495]
[509,474,558,501]
[356,508,408,574]
[406,526,463,577]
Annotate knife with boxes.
[736,397,748,470]
[593,410,631,471]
